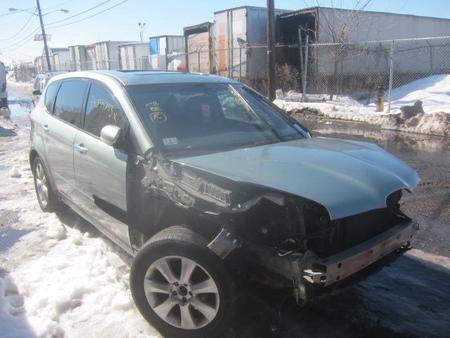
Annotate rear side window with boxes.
[84,82,126,137]
[53,79,88,127]
[44,82,60,113]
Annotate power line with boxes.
[0,11,37,41]
[47,0,129,29]
[2,0,129,59]
[45,0,116,26]
[0,27,41,52]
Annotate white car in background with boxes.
[33,72,66,97]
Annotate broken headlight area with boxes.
[237,190,416,303]
[236,190,408,257]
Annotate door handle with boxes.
[75,143,88,154]
[42,124,49,132]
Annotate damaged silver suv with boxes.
[30,71,420,337]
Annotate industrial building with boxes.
[277,7,450,77]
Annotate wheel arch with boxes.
[129,199,223,253]
[29,148,58,194]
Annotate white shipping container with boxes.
[214,6,288,80]
[185,22,214,73]
[85,46,96,70]
[69,45,87,71]
[149,35,186,70]
[94,41,133,70]
[51,49,70,71]
[119,43,150,70]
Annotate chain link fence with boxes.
[28,35,450,113]
[276,36,450,111]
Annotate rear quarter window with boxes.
[44,82,60,113]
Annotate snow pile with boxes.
[0,118,160,337]
[388,74,450,114]
[274,75,450,137]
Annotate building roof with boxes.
[214,5,266,15]
[148,35,184,40]
[119,42,149,48]
[54,70,236,86]
[48,47,69,52]
[184,22,212,36]
[214,5,290,15]
[279,6,450,21]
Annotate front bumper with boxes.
[303,219,418,287]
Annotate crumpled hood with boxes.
[173,137,420,220]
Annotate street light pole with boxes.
[138,22,146,42]
[36,0,52,72]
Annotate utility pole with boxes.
[266,0,275,100]
[36,0,52,72]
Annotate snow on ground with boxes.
[0,118,160,337]
[389,74,450,113]
[274,75,450,137]
[7,79,33,92]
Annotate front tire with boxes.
[32,157,58,212]
[130,226,237,337]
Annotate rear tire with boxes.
[32,157,58,212]
[130,226,237,337]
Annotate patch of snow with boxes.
[9,167,21,178]
[7,79,33,91]
[274,74,450,137]
[389,74,450,114]
[0,118,161,337]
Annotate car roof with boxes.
[51,70,238,86]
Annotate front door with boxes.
[73,81,130,248]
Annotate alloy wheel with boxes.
[34,161,49,208]
[144,255,220,330]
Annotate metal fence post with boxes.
[302,35,309,101]
[239,46,242,82]
[387,40,395,113]
[298,28,304,95]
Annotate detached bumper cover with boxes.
[303,220,418,287]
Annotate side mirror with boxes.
[100,125,121,146]
[32,89,41,95]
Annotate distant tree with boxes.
[311,0,373,99]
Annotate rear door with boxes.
[73,80,130,247]
[45,78,89,196]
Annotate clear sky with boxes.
[1,0,450,64]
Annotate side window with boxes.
[53,79,88,126]
[84,82,126,137]
[44,82,60,113]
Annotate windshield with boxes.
[128,83,308,156]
